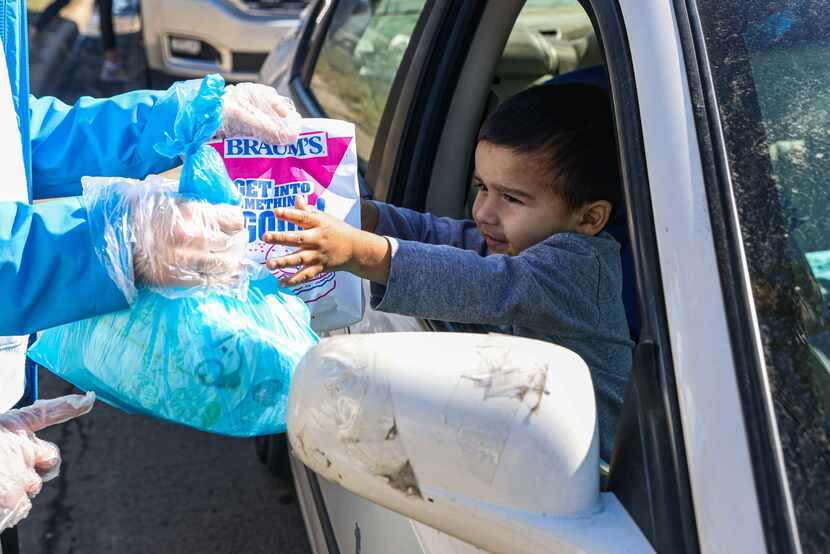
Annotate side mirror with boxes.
[288,333,652,554]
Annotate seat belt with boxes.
[0,44,34,413]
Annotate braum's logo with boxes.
[224,133,327,159]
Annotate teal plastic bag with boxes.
[28,278,316,435]
[28,75,319,436]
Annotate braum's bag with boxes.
[210,118,364,332]
[27,75,319,436]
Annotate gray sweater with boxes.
[370,202,633,460]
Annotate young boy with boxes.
[262,84,633,460]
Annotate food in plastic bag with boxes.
[28,278,315,435]
[210,118,365,332]
[27,74,319,436]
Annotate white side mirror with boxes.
[288,333,652,554]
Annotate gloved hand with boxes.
[84,175,249,302]
[0,393,95,532]
[220,83,300,145]
[132,186,247,290]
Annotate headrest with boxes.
[547,65,609,92]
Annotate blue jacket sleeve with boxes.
[0,198,129,335]
[28,83,191,200]
[372,201,487,254]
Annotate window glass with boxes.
[310,0,428,162]
[698,1,830,550]
[491,0,595,100]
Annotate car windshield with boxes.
[697,1,830,550]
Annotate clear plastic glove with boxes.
[131,185,248,291]
[0,393,95,532]
[83,175,249,302]
[220,83,301,145]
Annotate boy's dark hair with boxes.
[477,83,621,211]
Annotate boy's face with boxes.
[472,141,582,255]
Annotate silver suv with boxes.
[141,0,310,82]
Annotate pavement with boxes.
[28,0,173,99]
[18,4,312,553]
[27,0,92,97]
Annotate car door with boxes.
[672,1,830,551]
[278,0,827,552]
[282,2,698,553]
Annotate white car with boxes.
[141,0,310,83]
[261,0,830,552]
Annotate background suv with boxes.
[141,0,310,83]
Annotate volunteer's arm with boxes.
[28,80,299,200]
[0,199,128,335]
[362,199,486,254]
[28,85,188,199]
[0,189,245,336]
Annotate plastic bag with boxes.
[210,118,365,332]
[28,279,315,435]
[27,74,319,436]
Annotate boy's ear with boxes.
[577,200,613,236]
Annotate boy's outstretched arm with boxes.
[263,196,392,286]
[264,199,606,335]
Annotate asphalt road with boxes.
[18,5,312,554]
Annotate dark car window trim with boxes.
[364,0,437,194]
[587,0,699,551]
[297,0,334,88]
[288,0,332,118]
[368,0,474,207]
[671,1,800,552]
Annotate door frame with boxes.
[285,0,712,552]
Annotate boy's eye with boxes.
[503,194,523,205]
[474,181,487,192]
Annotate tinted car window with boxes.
[697,1,830,550]
[310,0,427,163]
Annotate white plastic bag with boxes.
[210,119,364,331]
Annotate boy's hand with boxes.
[262,196,391,286]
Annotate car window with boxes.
[491,0,596,101]
[697,1,830,550]
[310,0,428,164]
